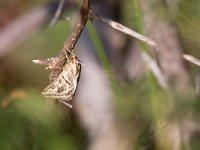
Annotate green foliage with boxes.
[0,89,86,150]
[177,0,200,54]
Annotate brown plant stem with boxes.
[34,0,90,81]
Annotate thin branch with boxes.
[141,52,169,89]
[89,10,158,51]
[34,1,173,90]
[88,10,200,88]
[49,0,65,27]
[34,0,90,81]
[183,54,200,67]
[63,0,89,52]
[88,10,168,88]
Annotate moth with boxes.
[41,54,81,108]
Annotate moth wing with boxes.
[42,55,81,102]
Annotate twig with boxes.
[88,10,167,88]
[33,0,90,81]
[142,52,169,89]
[183,54,200,67]
[89,10,158,51]
[49,0,65,27]
[33,1,169,89]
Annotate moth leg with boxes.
[59,100,72,108]
[46,66,62,70]
[64,45,75,60]
[66,53,69,61]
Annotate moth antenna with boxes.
[64,45,76,56]
[78,62,98,70]
[77,61,114,74]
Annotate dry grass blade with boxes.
[89,10,158,50]
[183,54,200,67]
[142,52,168,89]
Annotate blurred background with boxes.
[1,0,200,150]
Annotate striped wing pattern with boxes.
[42,55,81,107]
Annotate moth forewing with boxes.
[42,55,81,108]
